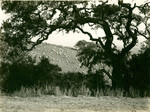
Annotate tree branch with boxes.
[137,29,148,39]
[76,26,98,41]
[119,1,138,56]
[100,69,112,80]
[131,24,148,39]
[76,26,105,50]
[101,20,114,51]
[25,19,74,51]
[98,37,105,49]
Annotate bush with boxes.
[57,71,107,96]
[128,47,150,97]
[33,56,62,87]
[58,72,85,96]
[0,56,36,93]
[85,70,107,96]
[0,55,62,94]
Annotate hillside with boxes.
[30,43,87,73]
[29,42,139,73]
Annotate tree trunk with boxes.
[111,55,132,97]
[112,63,123,89]
[111,55,126,89]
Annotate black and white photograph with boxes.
[0,0,150,111]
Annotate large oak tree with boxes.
[1,0,150,89]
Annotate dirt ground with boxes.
[0,95,150,112]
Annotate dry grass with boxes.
[8,86,118,97]
[0,95,150,112]
[7,85,143,98]
[0,86,149,112]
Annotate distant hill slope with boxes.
[30,43,87,73]
[29,43,139,73]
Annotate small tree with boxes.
[33,56,62,86]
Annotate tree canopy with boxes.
[1,1,149,51]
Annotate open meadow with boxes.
[0,95,150,112]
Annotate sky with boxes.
[0,0,148,48]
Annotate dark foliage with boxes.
[128,47,150,97]
[85,70,107,96]
[58,72,85,96]
[0,56,62,94]
[0,56,36,93]
[57,71,107,96]
[33,56,62,86]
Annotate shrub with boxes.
[32,56,62,87]
[58,72,85,96]
[85,70,107,96]
[0,55,62,94]
[128,47,150,97]
[0,56,36,93]
[58,71,107,97]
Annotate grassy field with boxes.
[0,95,150,112]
